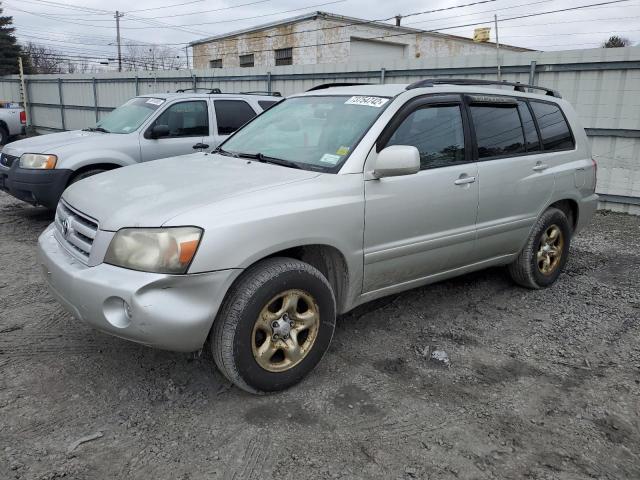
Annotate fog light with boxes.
[103,296,132,329]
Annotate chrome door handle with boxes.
[454,176,476,185]
[533,163,549,172]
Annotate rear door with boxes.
[470,96,556,261]
[363,95,479,293]
[139,100,209,162]
[212,99,260,148]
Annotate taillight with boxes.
[19,111,26,125]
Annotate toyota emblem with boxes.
[61,217,70,237]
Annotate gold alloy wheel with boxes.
[251,289,320,372]
[537,224,564,275]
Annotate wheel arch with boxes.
[548,198,579,233]
[69,163,121,183]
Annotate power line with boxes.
[133,0,275,19]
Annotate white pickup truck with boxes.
[0,102,26,145]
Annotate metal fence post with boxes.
[266,71,272,94]
[92,78,99,123]
[528,61,537,87]
[192,74,197,90]
[57,78,66,131]
[380,68,386,84]
[135,76,139,96]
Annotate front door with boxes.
[363,96,479,293]
[139,100,209,162]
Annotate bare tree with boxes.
[602,35,632,48]
[21,42,65,74]
[123,42,183,71]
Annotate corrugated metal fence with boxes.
[1,46,639,213]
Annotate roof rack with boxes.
[239,90,282,97]
[306,82,371,92]
[176,88,222,94]
[405,79,561,98]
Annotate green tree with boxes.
[602,35,632,48]
[0,1,22,76]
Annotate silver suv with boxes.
[37,80,598,393]
[0,91,280,209]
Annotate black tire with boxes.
[211,257,336,394]
[508,207,572,289]
[0,126,8,146]
[70,168,107,185]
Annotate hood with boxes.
[62,152,321,231]
[2,130,105,157]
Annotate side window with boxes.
[530,101,574,151]
[258,100,279,110]
[214,100,257,135]
[518,101,541,152]
[470,104,525,159]
[385,105,466,170]
[151,101,209,138]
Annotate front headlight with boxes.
[104,227,203,274]
[20,153,57,169]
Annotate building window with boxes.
[209,58,222,69]
[274,47,292,66]
[239,54,254,67]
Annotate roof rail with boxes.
[239,90,282,97]
[306,82,371,92]
[405,78,561,98]
[176,88,222,94]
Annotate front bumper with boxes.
[38,224,240,352]
[0,162,72,209]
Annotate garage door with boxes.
[350,37,407,60]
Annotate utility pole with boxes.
[17,57,31,130]
[494,14,501,81]
[115,11,124,72]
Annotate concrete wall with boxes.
[192,18,519,69]
[1,46,639,213]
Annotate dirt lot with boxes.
[1,192,639,480]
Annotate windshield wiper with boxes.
[82,126,110,133]
[235,152,301,169]
[212,146,239,158]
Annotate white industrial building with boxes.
[189,11,530,69]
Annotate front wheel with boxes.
[211,257,336,394]
[508,207,572,289]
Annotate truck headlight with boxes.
[104,227,203,274]
[20,153,57,169]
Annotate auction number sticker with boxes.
[345,96,389,107]
[319,153,341,165]
[146,98,165,105]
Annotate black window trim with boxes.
[144,99,210,139]
[527,98,576,154]
[376,93,473,171]
[517,99,542,154]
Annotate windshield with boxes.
[95,97,165,134]
[220,95,390,172]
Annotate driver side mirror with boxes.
[149,124,170,139]
[373,145,420,179]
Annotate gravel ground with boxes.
[1,192,639,480]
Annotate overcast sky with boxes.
[4,0,640,68]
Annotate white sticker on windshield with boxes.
[319,153,341,165]
[345,96,389,108]
[146,98,165,105]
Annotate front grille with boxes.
[54,200,99,263]
[0,153,18,167]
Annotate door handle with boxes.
[533,163,549,172]
[193,143,209,150]
[454,175,476,186]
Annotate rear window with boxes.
[470,104,525,159]
[530,101,574,151]
[214,100,257,135]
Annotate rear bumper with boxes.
[38,224,240,352]
[576,193,598,234]
[0,163,72,209]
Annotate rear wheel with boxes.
[508,207,571,289]
[211,257,336,394]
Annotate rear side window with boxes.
[518,101,541,152]
[470,104,525,158]
[214,100,257,135]
[530,101,574,151]
[386,105,466,170]
[258,100,279,110]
